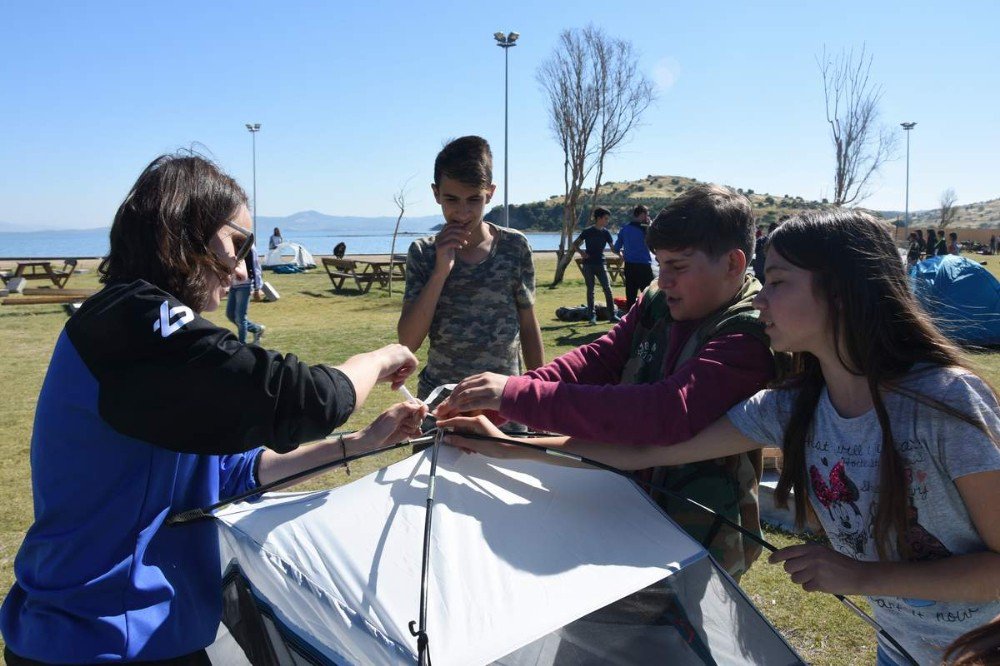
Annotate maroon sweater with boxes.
[500,298,774,445]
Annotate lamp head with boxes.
[508,32,519,42]
[493,32,505,42]
[900,121,917,130]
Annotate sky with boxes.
[2,0,998,230]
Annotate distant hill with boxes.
[484,176,1000,232]
[257,210,442,236]
[902,198,1000,229]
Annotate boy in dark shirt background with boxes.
[572,207,621,324]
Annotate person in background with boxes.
[947,232,961,255]
[573,207,622,324]
[225,244,266,343]
[614,204,654,309]
[915,229,926,258]
[934,230,948,257]
[1,153,425,665]
[752,222,779,284]
[398,135,543,402]
[445,210,1000,666]
[927,229,940,257]
[990,234,997,256]
[333,241,347,259]
[906,231,922,267]
[268,226,283,250]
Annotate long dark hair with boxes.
[769,210,996,559]
[942,613,1000,665]
[99,153,248,312]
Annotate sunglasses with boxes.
[223,220,255,264]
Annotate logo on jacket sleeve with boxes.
[152,300,194,338]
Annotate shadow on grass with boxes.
[540,323,608,346]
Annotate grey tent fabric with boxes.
[208,449,804,665]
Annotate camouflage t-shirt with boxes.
[404,223,535,400]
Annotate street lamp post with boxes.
[900,122,916,231]
[494,31,519,228]
[245,123,261,243]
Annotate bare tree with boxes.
[538,26,654,285]
[939,188,959,229]
[818,45,897,206]
[589,31,655,210]
[388,176,415,297]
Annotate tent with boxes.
[910,255,1000,346]
[263,242,316,270]
[207,447,803,665]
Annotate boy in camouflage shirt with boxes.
[439,184,775,579]
[398,136,544,401]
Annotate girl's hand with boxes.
[437,414,517,459]
[435,372,509,419]
[769,543,868,595]
[353,401,428,453]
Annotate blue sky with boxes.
[2,0,998,230]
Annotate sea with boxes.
[0,227,567,259]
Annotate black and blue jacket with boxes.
[1,280,356,663]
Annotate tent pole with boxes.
[410,428,443,666]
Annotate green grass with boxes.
[1,253,999,662]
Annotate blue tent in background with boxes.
[910,255,1000,346]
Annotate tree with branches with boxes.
[818,45,897,206]
[939,188,959,229]
[538,25,655,285]
[388,177,415,297]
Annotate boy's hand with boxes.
[373,344,419,390]
[433,224,472,275]
[435,372,509,419]
[438,414,515,458]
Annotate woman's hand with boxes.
[372,344,419,390]
[351,401,428,454]
[437,414,518,459]
[769,543,869,595]
[435,372,509,419]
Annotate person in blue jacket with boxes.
[613,204,654,309]
[1,153,426,665]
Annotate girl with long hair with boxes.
[442,210,1000,665]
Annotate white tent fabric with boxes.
[263,242,316,268]
[209,448,801,665]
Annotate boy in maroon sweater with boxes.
[438,184,774,578]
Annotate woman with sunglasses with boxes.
[2,154,426,665]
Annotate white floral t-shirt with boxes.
[728,366,1000,666]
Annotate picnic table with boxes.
[575,255,624,285]
[14,260,76,288]
[354,259,406,289]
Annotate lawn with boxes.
[1,252,998,663]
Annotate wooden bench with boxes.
[13,259,77,288]
[322,257,378,294]
[574,256,624,285]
